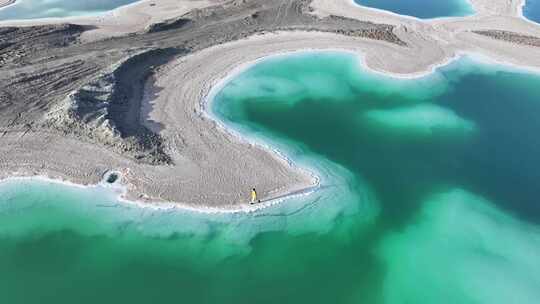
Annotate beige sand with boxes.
[1,0,540,210]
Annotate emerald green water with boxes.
[2,52,540,303]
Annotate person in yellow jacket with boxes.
[251,188,258,204]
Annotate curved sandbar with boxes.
[1,30,415,211]
[1,0,540,210]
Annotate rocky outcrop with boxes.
[46,48,181,165]
[143,17,193,33]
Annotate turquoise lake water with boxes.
[2,52,540,303]
[0,0,140,20]
[353,0,474,18]
[523,0,540,23]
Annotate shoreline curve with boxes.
[1,0,540,211]
[2,28,540,210]
[3,40,540,213]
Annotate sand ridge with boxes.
[0,0,14,9]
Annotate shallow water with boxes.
[353,0,474,18]
[0,0,140,20]
[523,0,540,23]
[2,53,540,303]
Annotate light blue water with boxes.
[353,0,475,19]
[0,0,141,20]
[523,0,540,23]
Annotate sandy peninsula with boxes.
[0,0,540,210]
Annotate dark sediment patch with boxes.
[0,24,84,67]
[472,30,540,47]
[143,17,193,34]
[106,172,119,183]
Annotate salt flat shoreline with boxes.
[1,0,540,210]
[0,174,320,214]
